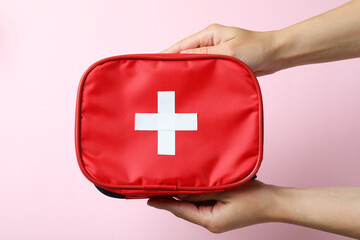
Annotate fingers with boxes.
[147,197,213,227]
[177,191,227,202]
[161,30,210,53]
[180,44,230,55]
[161,24,223,53]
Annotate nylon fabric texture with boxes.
[75,54,264,199]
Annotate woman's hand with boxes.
[162,1,360,76]
[148,181,360,238]
[162,24,281,76]
[147,180,277,233]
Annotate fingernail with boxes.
[147,200,156,207]
[147,200,163,209]
[181,50,192,54]
[177,194,189,199]
[148,203,159,209]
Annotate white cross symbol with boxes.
[134,91,198,155]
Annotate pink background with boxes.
[0,0,359,239]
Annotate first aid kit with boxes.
[75,53,263,199]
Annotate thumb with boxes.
[181,45,228,55]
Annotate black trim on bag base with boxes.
[95,185,126,199]
[95,175,257,199]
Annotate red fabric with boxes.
[75,54,263,199]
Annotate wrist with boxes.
[265,28,296,73]
[263,185,299,223]
[253,183,289,223]
[254,29,293,75]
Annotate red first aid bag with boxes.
[75,54,263,199]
